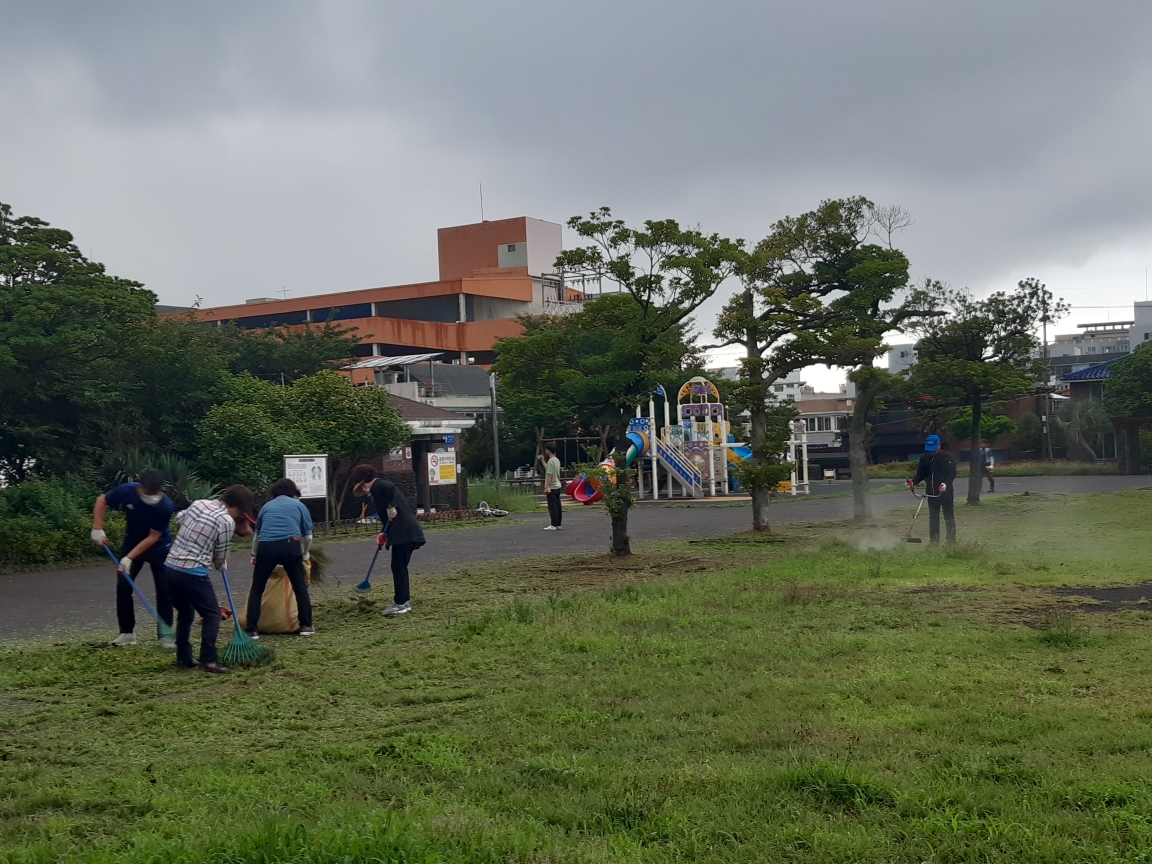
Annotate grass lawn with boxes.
[3,488,1152,862]
[869,460,1118,479]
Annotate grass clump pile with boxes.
[3,488,1152,862]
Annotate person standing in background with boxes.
[541,445,563,531]
[91,468,175,648]
[979,439,996,493]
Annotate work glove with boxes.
[938,483,947,493]
[91,528,107,545]
[905,478,913,489]
[377,532,386,548]
[119,556,133,573]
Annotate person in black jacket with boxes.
[908,434,957,545]
[351,463,426,616]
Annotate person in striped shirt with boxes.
[165,486,255,674]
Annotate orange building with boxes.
[171,217,583,382]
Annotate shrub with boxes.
[0,477,123,570]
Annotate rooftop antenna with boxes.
[279,287,290,300]
[479,182,486,222]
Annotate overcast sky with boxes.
[4,1,1152,388]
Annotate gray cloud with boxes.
[3,0,1151,345]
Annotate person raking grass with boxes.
[91,467,176,648]
[351,464,425,616]
[164,485,256,673]
[245,478,316,638]
[908,434,957,545]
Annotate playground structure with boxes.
[565,376,809,502]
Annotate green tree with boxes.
[1054,400,1110,461]
[495,228,729,559]
[196,371,408,511]
[1103,341,1152,419]
[908,278,1067,504]
[0,201,156,480]
[714,197,919,529]
[945,407,1018,447]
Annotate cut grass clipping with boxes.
[4,487,1152,863]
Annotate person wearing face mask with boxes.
[350,463,425,616]
[91,468,176,648]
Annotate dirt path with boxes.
[1,475,1147,641]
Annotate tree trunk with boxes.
[748,402,772,531]
[609,412,633,556]
[967,396,982,505]
[850,373,883,520]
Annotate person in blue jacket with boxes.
[90,468,175,647]
[245,478,315,637]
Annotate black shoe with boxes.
[174,660,198,670]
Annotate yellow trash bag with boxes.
[237,561,310,634]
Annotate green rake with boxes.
[219,569,274,667]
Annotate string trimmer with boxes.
[355,524,388,593]
[101,543,176,643]
[904,480,944,543]
[219,569,273,667]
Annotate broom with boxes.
[219,568,274,667]
[101,543,176,643]
[354,525,388,593]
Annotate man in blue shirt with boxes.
[90,468,175,647]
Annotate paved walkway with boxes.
[2,475,1147,641]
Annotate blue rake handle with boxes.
[102,543,170,630]
[219,569,241,623]
[355,523,389,592]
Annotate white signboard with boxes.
[283,454,328,499]
[427,451,457,486]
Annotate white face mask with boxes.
[139,492,164,505]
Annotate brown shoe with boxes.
[201,662,231,674]
[174,660,197,670]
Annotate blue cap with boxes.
[924,434,940,452]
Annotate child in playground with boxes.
[165,485,255,673]
[90,468,176,648]
[351,464,425,616]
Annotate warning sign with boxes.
[427,451,456,486]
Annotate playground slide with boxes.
[727,445,752,468]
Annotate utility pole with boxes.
[489,372,501,483]
[1041,290,1051,461]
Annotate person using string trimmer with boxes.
[164,486,256,674]
[90,467,176,648]
[907,434,957,545]
[351,464,425,617]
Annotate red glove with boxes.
[938,482,947,492]
[905,478,914,489]
[377,532,386,548]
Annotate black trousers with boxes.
[928,495,957,544]
[390,542,420,604]
[546,489,562,526]
[246,538,313,630]
[117,547,173,633]
[981,466,995,491]
[168,568,221,666]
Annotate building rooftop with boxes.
[1060,357,1125,381]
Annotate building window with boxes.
[774,384,784,392]
[811,416,833,432]
[310,303,373,322]
[507,244,517,252]
[1087,346,1097,354]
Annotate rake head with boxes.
[222,628,274,667]
[906,537,923,544]
[354,578,372,594]
[155,620,176,642]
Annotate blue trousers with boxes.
[167,568,221,666]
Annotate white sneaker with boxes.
[543,525,558,531]
[159,638,176,650]
[382,602,411,616]
[111,633,137,647]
